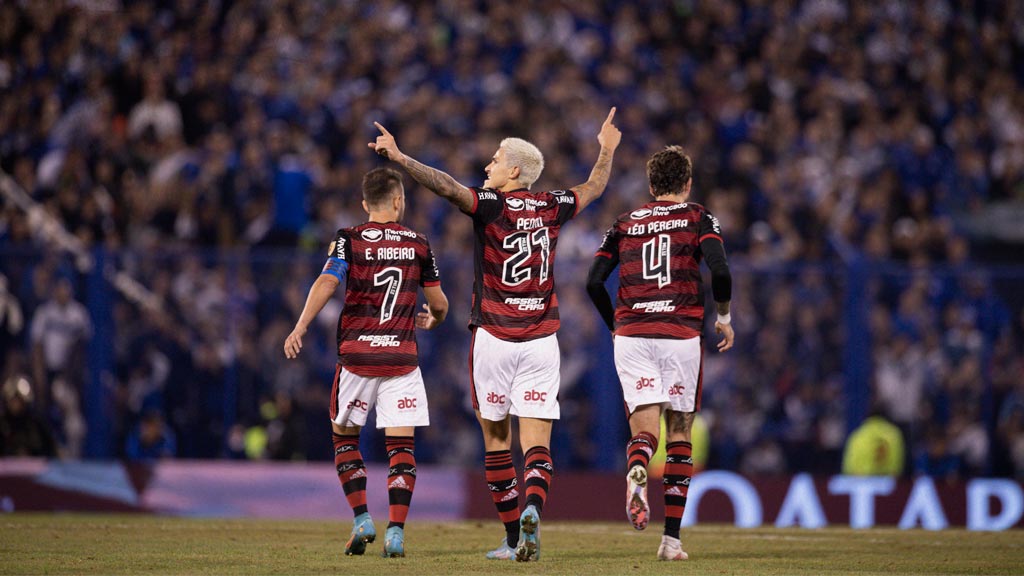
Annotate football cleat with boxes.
[515,505,540,562]
[484,537,516,560]
[344,513,376,556]
[627,465,650,530]
[657,535,689,561]
[381,526,405,558]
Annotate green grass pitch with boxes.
[2,514,1022,575]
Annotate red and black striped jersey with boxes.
[460,187,579,342]
[595,200,723,339]
[323,221,441,377]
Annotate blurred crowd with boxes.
[1,1,1023,477]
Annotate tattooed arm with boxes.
[573,107,622,211]
[369,122,475,212]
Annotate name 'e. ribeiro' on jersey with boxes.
[322,222,440,377]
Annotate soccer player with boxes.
[369,108,620,562]
[585,146,733,561]
[283,167,448,559]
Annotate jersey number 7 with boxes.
[374,267,403,323]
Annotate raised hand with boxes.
[598,107,621,151]
[368,122,404,163]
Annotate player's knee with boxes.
[479,416,512,443]
[333,423,361,436]
[666,411,694,442]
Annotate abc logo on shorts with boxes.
[635,377,656,390]
[523,390,547,402]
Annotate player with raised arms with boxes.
[586,146,734,561]
[284,167,449,558]
[369,108,620,561]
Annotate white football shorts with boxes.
[614,335,703,415]
[331,366,429,429]
[471,327,561,421]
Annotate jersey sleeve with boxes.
[321,229,351,281]
[553,189,580,225]
[420,238,441,287]
[462,187,504,223]
[698,209,724,244]
[594,222,623,260]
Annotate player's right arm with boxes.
[284,275,339,359]
[585,225,622,333]
[368,122,475,212]
[284,231,350,359]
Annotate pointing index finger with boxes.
[374,122,392,136]
[604,107,617,125]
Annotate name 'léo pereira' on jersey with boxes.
[323,221,440,377]
[596,200,723,339]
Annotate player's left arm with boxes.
[417,285,449,330]
[699,211,733,352]
[416,241,448,330]
[572,107,621,212]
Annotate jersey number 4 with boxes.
[502,228,550,286]
[642,234,671,288]
[373,267,403,323]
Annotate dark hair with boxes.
[362,167,404,207]
[646,146,692,197]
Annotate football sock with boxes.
[626,431,658,474]
[663,441,693,540]
[385,436,417,529]
[485,449,520,547]
[523,445,553,513]
[333,433,368,517]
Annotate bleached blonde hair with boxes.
[500,137,544,189]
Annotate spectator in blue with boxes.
[261,122,317,247]
[914,426,960,481]
[125,409,177,461]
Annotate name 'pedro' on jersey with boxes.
[461,187,579,342]
[325,221,440,377]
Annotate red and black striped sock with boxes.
[523,446,553,513]
[385,436,416,529]
[333,433,367,517]
[663,441,693,539]
[626,431,658,474]
[484,450,520,547]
